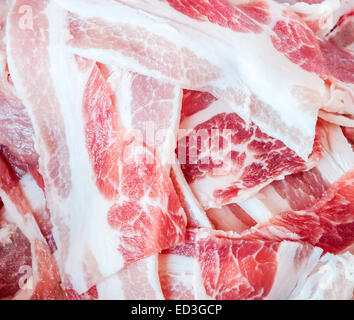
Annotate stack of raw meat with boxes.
[0,0,353,300]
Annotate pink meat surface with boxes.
[7,0,186,294]
[1,0,354,301]
[0,156,63,300]
[245,169,354,254]
[190,228,322,300]
[56,0,330,160]
[177,90,322,208]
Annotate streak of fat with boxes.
[47,1,124,293]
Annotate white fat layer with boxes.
[171,160,212,228]
[97,255,164,300]
[96,273,125,300]
[56,0,327,159]
[160,253,196,299]
[0,220,15,246]
[206,207,247,233]
[245,186,293,216]
[239,198,274,224]
[20,174,46,211]
[266,241,323,299]
[46,1,124,293]
[108,69,183,170]
[160,254,195,276]
[289,252,354,300]
[143,254,165,300]
[317,121,354,183]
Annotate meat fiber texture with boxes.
[0,0,353,300]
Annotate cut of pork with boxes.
[0,156,63,300]
[104,67,185,300]
[0,54,38,173]
[328,9,354,52]
[107,69,182,170]
[289,251,354,299]
[158,229,197,300]
[56,0,330,160]
[66,255,164,300]
[318,38,354,125]
[238,121,354,222]
[243,168,354,254]
[177,90,322,209]
[193,228,322,300]
[342,126,354,144]
[206,204,257,233]
[7,0,186,294]
[170,158,212,228]
[0,148,55,251]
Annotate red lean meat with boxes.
[238,120,354,223]
[7,0,186,294]
[177,90,322,209]
[0,0,353,300]
[0,154,63,299]
[55,0,333,160]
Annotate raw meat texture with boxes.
[0,54,39,174]
[0,148,55,252]
[280,0,353,37]
[177,90,322,208]
[193,228,322,300]
[104,68,184,299]
[281,0,345,35]
[159,229,197,300]
[67,256,164,300]
[0,216,32,299]
[245,168,354,254]
[83,64,186,282]
[275,0,354,126]
[170,158,212,228]
[161,226,353,300]
[97,256,164,300]
[207,204,257,233]
[328,10,354,52]
[56,0,330,160]
[7,0,186,293]
[0,0,12,51]
[0,156,63,300]
[289,252,354,299]
[343,126,354,144]
[318,38,354,124]
[107,69,182,170]
[239,120,354,223]
[1,0,354,301]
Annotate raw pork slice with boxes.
[193,228,322,300]
[159,229,197,300]
[0,147,55,251]
[171,158,212,228]
[177,90,322,208]
[7,0,186,293]
[107,69,182,170]
[0,54,38,173]
[0,156,63,300]
[239,121,354,223]
[56,0,330,160]
[244,168,354,254]
[289,251,354,299]
[206,204,257,233]
[66,255,164,300]
[328,9,354,52]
